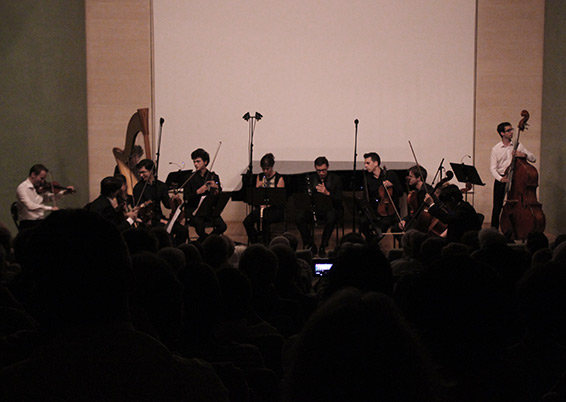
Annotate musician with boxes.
[113,144,143,181]
[398,165,434,231]
[114,173,134,211]
[16,164,75,231]
[296,156,343,257]
[85,176,138,231]
[183,148,227,242]
[243,153,285,244]
[359,152,403,241]
[490,121,536,230]
[133,159,188,244]
[424,184,481,243]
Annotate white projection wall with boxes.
[153,0,476,203]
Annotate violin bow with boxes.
[49,172,57,208]
[404,141,432,229]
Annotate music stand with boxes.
[247,187,287,208]
[193,191,231,218]
[450,162,485,202]
[450,163,485,186]
[248,187,287,243]
[165,170,193,190]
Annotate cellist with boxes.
[398,165,434,231]
[490,121,536,230]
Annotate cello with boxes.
[500,110,545,240]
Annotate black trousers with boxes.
[243,206,284,244]
[189,215,227,242]
[296,208,338,248]
[491,179,506,229]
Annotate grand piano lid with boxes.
[241,160,413,175]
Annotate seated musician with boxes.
[243,153,285,244]
[359,152,403,242]
[183,148,227,242]
[85,176,138,231]
[16,164,75,231]
[423,184,481,243]
[114,173,135,211]
[296,156,343,257]
[133,159,188,244]
[398,165,434,231]
[113,144,143,181]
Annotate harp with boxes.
[112,108,151,196]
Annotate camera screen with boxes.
[314,262,333,276]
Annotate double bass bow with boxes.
[500,110,545,240]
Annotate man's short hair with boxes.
[363,152,381,166]
[29,164,48,177]
[191,148,210,164]
[101,176,123,197]
[439,184,463,204]
[497,122,511,136]
[260,153,275,169]
[409,165,427,182]
[132,145,144,157]
[136,159,155,172]
[314,156,329,167]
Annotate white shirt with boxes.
[490,141,536,182]
[16,178,55,221]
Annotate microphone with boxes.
[169,161,185,170]
[460,154,471,163]
[354,119,359,125]
[160,118,165,126]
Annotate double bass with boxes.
[500,110,545,240]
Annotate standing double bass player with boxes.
[490,119,536,231]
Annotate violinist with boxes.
[423,184,481,243]
[360,152,403,241]
[16,164,75,231]
[398,165,434,231]
[243,153,285,244]
[490,122,536,230]
[114,173,134,213]
[85,176,138,231]
[183,148,227,242]
[133,159,188,244]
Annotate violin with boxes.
[36,181,76,194]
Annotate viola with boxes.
[376,167,397,217]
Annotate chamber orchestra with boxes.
[14,109,545,253]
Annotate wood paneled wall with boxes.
[85,0,549,231]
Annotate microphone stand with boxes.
[243,112,262,214]
[155,118,165,182]
[351,119,359,232]
[430,158,445,187]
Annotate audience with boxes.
[0,210,227,401]
[1,210,566,402]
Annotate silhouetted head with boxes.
[27,209,132,329]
